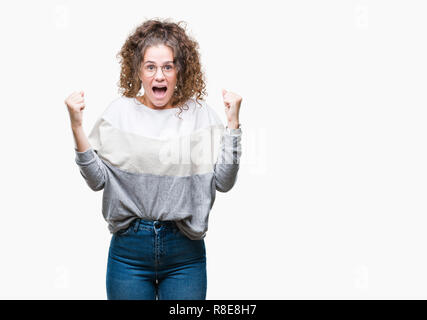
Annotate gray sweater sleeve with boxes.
[214,126,242,192]
[75,148,107,191]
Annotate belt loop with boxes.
[134,218,140,232]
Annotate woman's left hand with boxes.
[222,89,242,129]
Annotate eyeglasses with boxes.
[142,62,176,78]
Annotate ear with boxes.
[222,88,227,97]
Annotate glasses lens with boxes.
[163,64,175,75]
[144,65,155,77]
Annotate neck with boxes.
[140,95,176,110]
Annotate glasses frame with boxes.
[142,61,177,78]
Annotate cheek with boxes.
[170,76,178,87]
[141,79,151,90]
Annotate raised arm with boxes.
[214,89,243,192]
[65,91,107,191]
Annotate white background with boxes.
[0,0,426,299]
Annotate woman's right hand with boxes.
[64,91,85,128]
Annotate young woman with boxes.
[64,18,242,300]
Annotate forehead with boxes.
[143,44,174,63]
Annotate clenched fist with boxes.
[64,91,86,128]
[222,89,242,129]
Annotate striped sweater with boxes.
[74,96,242,240]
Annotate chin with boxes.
[149,92,173,106]
[153,96,170,105]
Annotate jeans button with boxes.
[154,221,161,229]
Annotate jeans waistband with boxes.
[133,218,176,227]
[131,218,177,233]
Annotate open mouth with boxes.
[152,86,167,98]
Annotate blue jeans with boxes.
[106,218,207,300]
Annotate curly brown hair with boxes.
[116,18,207,119]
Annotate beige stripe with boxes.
[89,119,225,177]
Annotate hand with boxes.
[64,91,86,128]
[222,89,242,128]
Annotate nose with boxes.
[154,67,165,81]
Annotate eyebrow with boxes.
[144,60,174,64]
